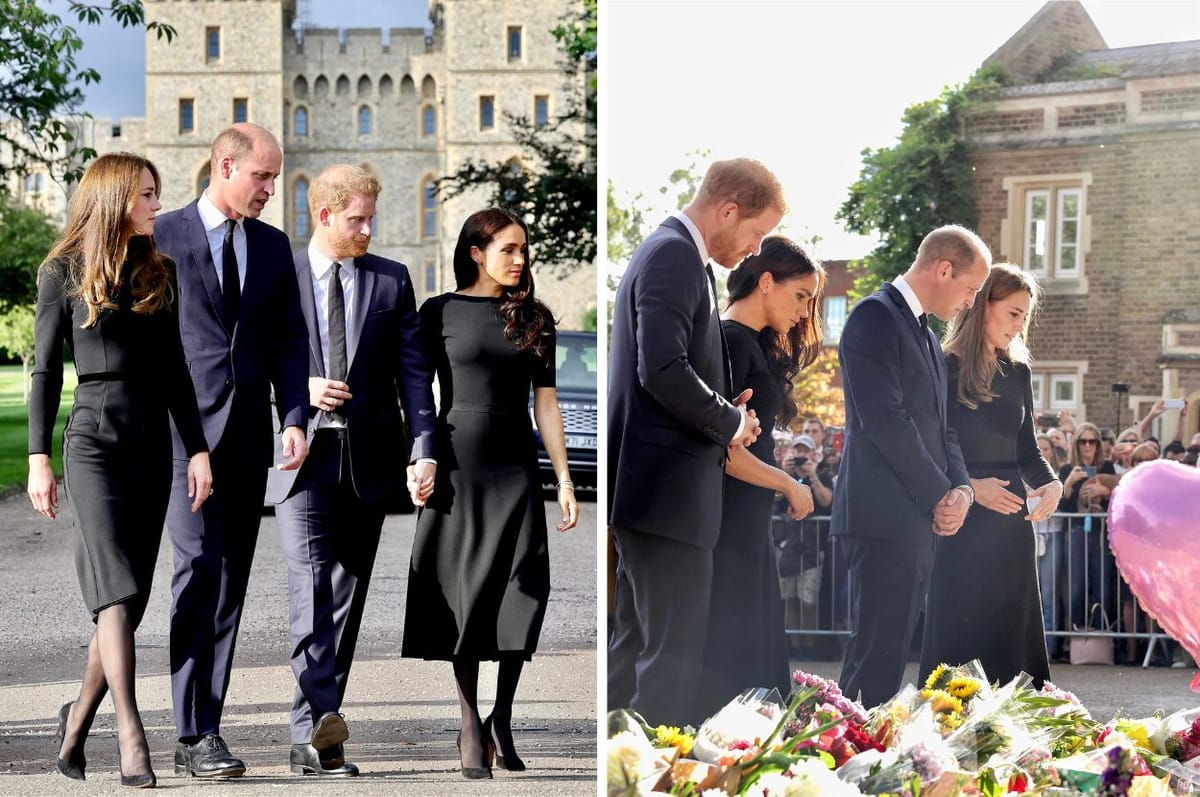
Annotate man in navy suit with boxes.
[607,158,785,726]
[832,225,991,708]
[265,165,436,776]
[154,123,310,778]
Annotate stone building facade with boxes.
[965,1,1200,440]
[8,0,594,328]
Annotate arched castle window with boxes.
[358,106,372,136]
[400,75,416,99]
[422,104,435,137]
[357,75,372,99]
[294,178,309,239]
[379,74,394,99]
[294,107,308,137]
[336,75,350,98]
[293,76,308,99]
[421,75,437,100]
[421,177,437,240]
[314,75,329,99]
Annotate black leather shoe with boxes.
[53,702,86,780]
[310,712,349,751]
[289,743,358,777]
[120,770,157,788]
[485,715,526,772]
[174,734,246,778]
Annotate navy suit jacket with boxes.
[830,282,969,544]
[607,216,742,549]
[264,249,436,504]
[153,200,309,466]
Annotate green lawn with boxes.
[0,364,75,490]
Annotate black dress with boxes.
[697,320,790,717]
[28,258,207,624]
[401,293,554,661]
[920,355,1057,687]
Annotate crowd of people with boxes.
[29,123,578,786]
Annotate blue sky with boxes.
[49,0,431,119]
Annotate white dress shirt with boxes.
[891,273,926,321]
[197,192,246,293]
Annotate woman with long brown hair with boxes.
[696,235,822,718]
[28,152,211,787]
[401,208,578,779]
[918,263,1062,687]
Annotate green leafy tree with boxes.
[438,0,595,274]
[0,1,175,189]
[0,201,60,310]
[837,65,1006,301]
[0,305,36,402]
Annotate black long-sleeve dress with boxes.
[401,293,554,661]
[696,320,791,718]
[28,257,207,625]
[919,355,1057,687]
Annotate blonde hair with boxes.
[694,158,787,217]
[1071,422,1106,468]
[1131,443,1159,467]
[41,152,170,328]
[943,262,1040,409]
[308,164,382,218]
[916,225,992,276]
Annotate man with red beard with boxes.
[265,164,436,776]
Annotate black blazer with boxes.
[830,282,969,544]
[607,216,741,549]
[153,201,309,465]
[264,249,436,503]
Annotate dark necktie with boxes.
[706,263,733,396]
[328,262,348,384]
[221,219,240,325]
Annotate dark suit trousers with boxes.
[275,430,384,743]
[837,535,934,709]
[607,526,712,727]
[167,438,268,740]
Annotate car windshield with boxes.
[556,333,597,393]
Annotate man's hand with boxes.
[932,488,969,536]
[973,477,1023,515]
[277,426,309,471]
[407,460,436,507]
[309,376,352,413]
[782,480,814,520]
[732,388,761,447]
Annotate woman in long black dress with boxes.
[919,263,1062,687]
[696,236,823,719]
[401,208,578,779]
[27,153,211,787]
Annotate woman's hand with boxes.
[1025,480,1063,522]
[972,476,1024,515]
[27,454,58,520]
[186,452,213,513]
[556,481,578,532]
[782,480,814,520]
[1064,466,1087,489]
[1080,479,1111,505]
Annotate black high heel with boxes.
[116,739,157,788]
[53,702,86,781]
[485,714,526,772]
[455,727,493,779]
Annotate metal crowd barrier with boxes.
[772,511,1174,668]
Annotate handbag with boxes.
[1069,603,1114,665]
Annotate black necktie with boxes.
[707,263,733,396]
[328,262,348,384]
[221,219,240,325]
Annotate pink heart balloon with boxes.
[1108,459,1200,691]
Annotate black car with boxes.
[530,330,597,488]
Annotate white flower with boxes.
[607,730,670,794]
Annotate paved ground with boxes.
[0,490,599,796]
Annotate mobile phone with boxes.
[1037,413,1059,428]
[1163,398,1185,410]
[1082,466,1096,477]
[831,430,844,453]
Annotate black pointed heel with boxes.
[485,714,526,772]
[116,739,157,788]
[53,702,86,780]
[456,729,493,779]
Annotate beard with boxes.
[328,228,370,259]
[706,227,745,269]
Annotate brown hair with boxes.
[41,152,170,328]
[308,164,382,217]
[1070,422,1106,468]
[943,262,1039,409]
[694,158,787,217]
